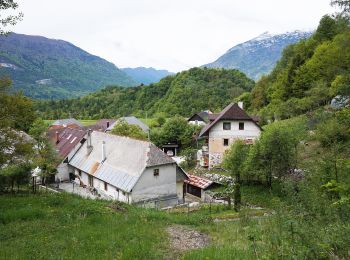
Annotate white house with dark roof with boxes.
[198,102,261,168]
[68,131,187,207]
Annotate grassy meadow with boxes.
[1,182,349,259]
[0,188,285,259]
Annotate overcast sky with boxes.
[14,0,335,72]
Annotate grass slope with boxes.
[0,190,279,259]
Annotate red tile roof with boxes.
[184,175,214,189]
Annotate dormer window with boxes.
[223,122,231,130]
[239,122,244,130]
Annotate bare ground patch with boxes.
[165,225,210,259]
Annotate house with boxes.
[54,127,86,181]
[187,110,212,126]
[184,175,221,202]
[68,131,188,206]
[106,116,149,133]
[198,102,262,168]
[88,119,117,132]
[49,118,83,130]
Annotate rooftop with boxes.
[69,131,174,192]
[184,175,215,189]
[106,116,149,132]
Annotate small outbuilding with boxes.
[184,175,221,202]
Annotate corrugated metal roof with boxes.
[55,128,86,158]
[51,118,83,127]
[184,175,214,189]
[68,131,174,192]
[106,116,149,132]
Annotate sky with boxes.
[13,0,335,72]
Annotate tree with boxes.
[0,0,23,35]
[29,119,60,185]
[150,116,200,149]
[259,125,298,187]
[110,119,148,140]
[331,0,350,16]
[223,140,250,211]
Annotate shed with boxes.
[184,175,221,201]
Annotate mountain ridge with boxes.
[121,67,174,85]
[0,33,137,99]
[203,30,313,80]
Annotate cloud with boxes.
[15,0,334,71]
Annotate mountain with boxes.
[203,30,313,80]
[35,67,254,119]
[247,15,350,121]
[0,33,137,99]
[121,67,174,85]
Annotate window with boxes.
[88,175,93,187]
[223,122,231,130]
[223,139,229,146]
[104,182,108,191]
[239,122,244,130]
[78,170,81,177]
[153,168,159,177]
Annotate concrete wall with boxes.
[56,162,69,181]
[77,169,130,202]
[176,181,184,203]
[208,120,261,167]
[132,164,177,203]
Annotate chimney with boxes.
[101,141,106,162]
[86,129,93,155]
[106,121,110,128]
[238,101,244,110]
[55,131,60,144]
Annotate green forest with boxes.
[34,68,254,119]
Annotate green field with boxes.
[0,188,283,259]
[44,120,97,126]
[2,184,339,259]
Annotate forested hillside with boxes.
[242,14,350,121]
[35,68,254,119]
[0,33,136,99]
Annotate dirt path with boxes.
[165,225,210,259]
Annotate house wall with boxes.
[75,169,130,202]
[188,120,206,126]
[208,120,261,167]
[132,164,178,203]
[56,162,69,181]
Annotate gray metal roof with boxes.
[51,118,83,127]
[69,131,174,192]
[106,116,149,132]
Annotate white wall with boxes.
[188,120,206,126]
[78,170,130,202]
[132,164,177,202]
[56,162,69,181]
[209,120,261,139]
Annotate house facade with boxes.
[199,102,261,168]
[54,127,86,181]
[67,131,187,207]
